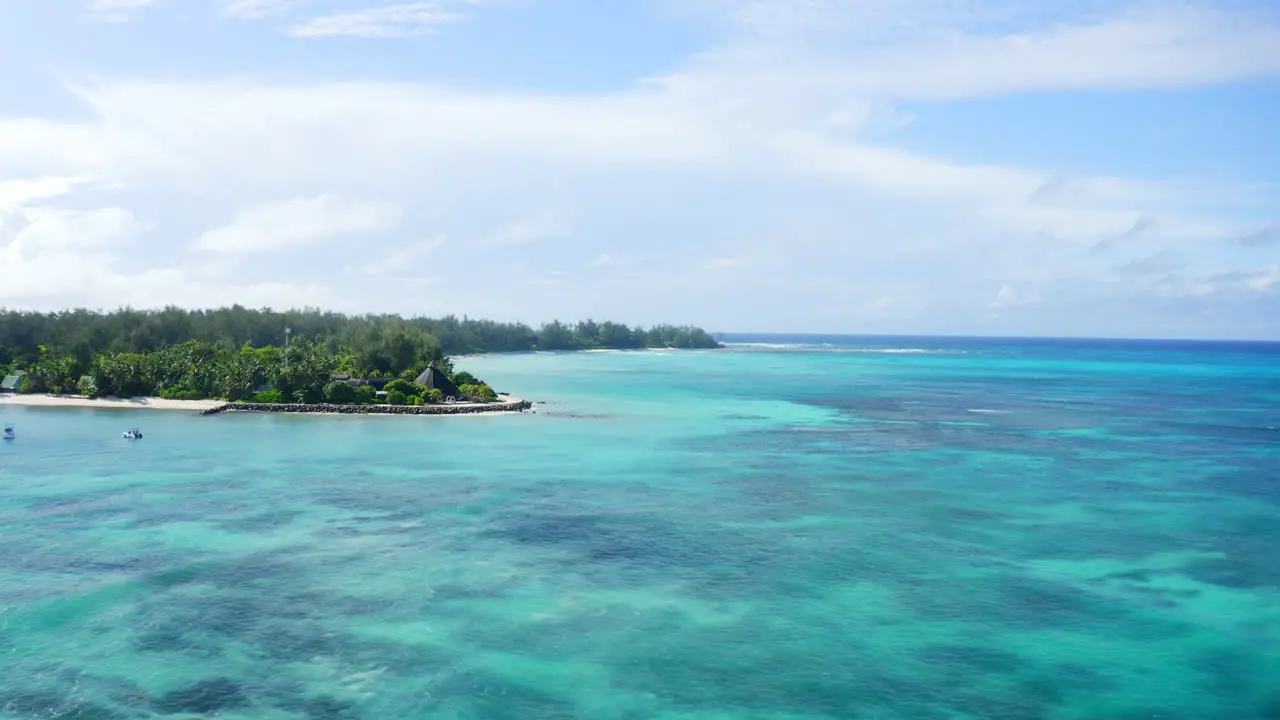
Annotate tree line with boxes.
[0,306,718,361]
[0,306,719,403]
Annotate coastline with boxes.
[0,394,224,412]
[202,396,531,416]
[450,345,719,360]
[0,393,530,416]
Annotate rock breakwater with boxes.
[200,399,532,416]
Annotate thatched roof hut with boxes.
[413,363,463,399]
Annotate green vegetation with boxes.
[251,389,286,404]
[324,381,357,404]
[0,306,718,404]
[451,371,480,386]
[0,337,484,405]
[382,379,417,397]
[458,383,499,403]
[158,387,204,401]
[0,306,719,361]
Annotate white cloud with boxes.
[588,253,639,269]
[489,220,550,246]
[993,283,1017,307]
[3,206,147,257]
[1,264,332,310]
[0,177,93,208]
[691,1,1280,100]
[0,200,331,311]
[349,237,444,276]
[1142,263,1280,300]
[10,74,1234,250]
[222,0,304,20]
[0,63,1257,331]
[1,204,151,305]
[991,283,1039,308]
[846,8,1280,100]
[289,2,470,38]
[1117,249,1183,276]
[196,194,402,254]
[706,257,745,269]
[88,0,161,23]
[1245,265,1280,293]
[480,215,574,249]
[1,0,1277,337]
[1238,224,1280,247]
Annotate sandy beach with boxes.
[0,394,225,411]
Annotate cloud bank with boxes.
[1,0,1276,338]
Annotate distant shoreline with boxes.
[0,393,531,416]
[449,346,714,359]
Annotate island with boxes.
[0,306,719,415]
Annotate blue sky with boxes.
[1,0,1278,339]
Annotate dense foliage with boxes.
[324,381,357,404]
[0,307,719,364]
[0,337,495,405]
[458,383,498,403]
[0,306,715,402]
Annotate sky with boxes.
[0,0,1278,339]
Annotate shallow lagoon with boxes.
[2,337,1278,719]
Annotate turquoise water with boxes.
[2,337,1278,719]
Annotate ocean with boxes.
[1,335,1278,719]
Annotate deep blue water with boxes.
[1,336,1278,719]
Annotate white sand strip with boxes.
[0,394,224,411]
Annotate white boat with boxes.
[2,425,13,440]
[122,429,143,439]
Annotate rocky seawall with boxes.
[200,399,532,416]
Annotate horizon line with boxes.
[711,331,1280,345]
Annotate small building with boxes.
[0,371,27,393]
[329,374,399,390]
[414,363,463,399]
[330,374,369,389]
